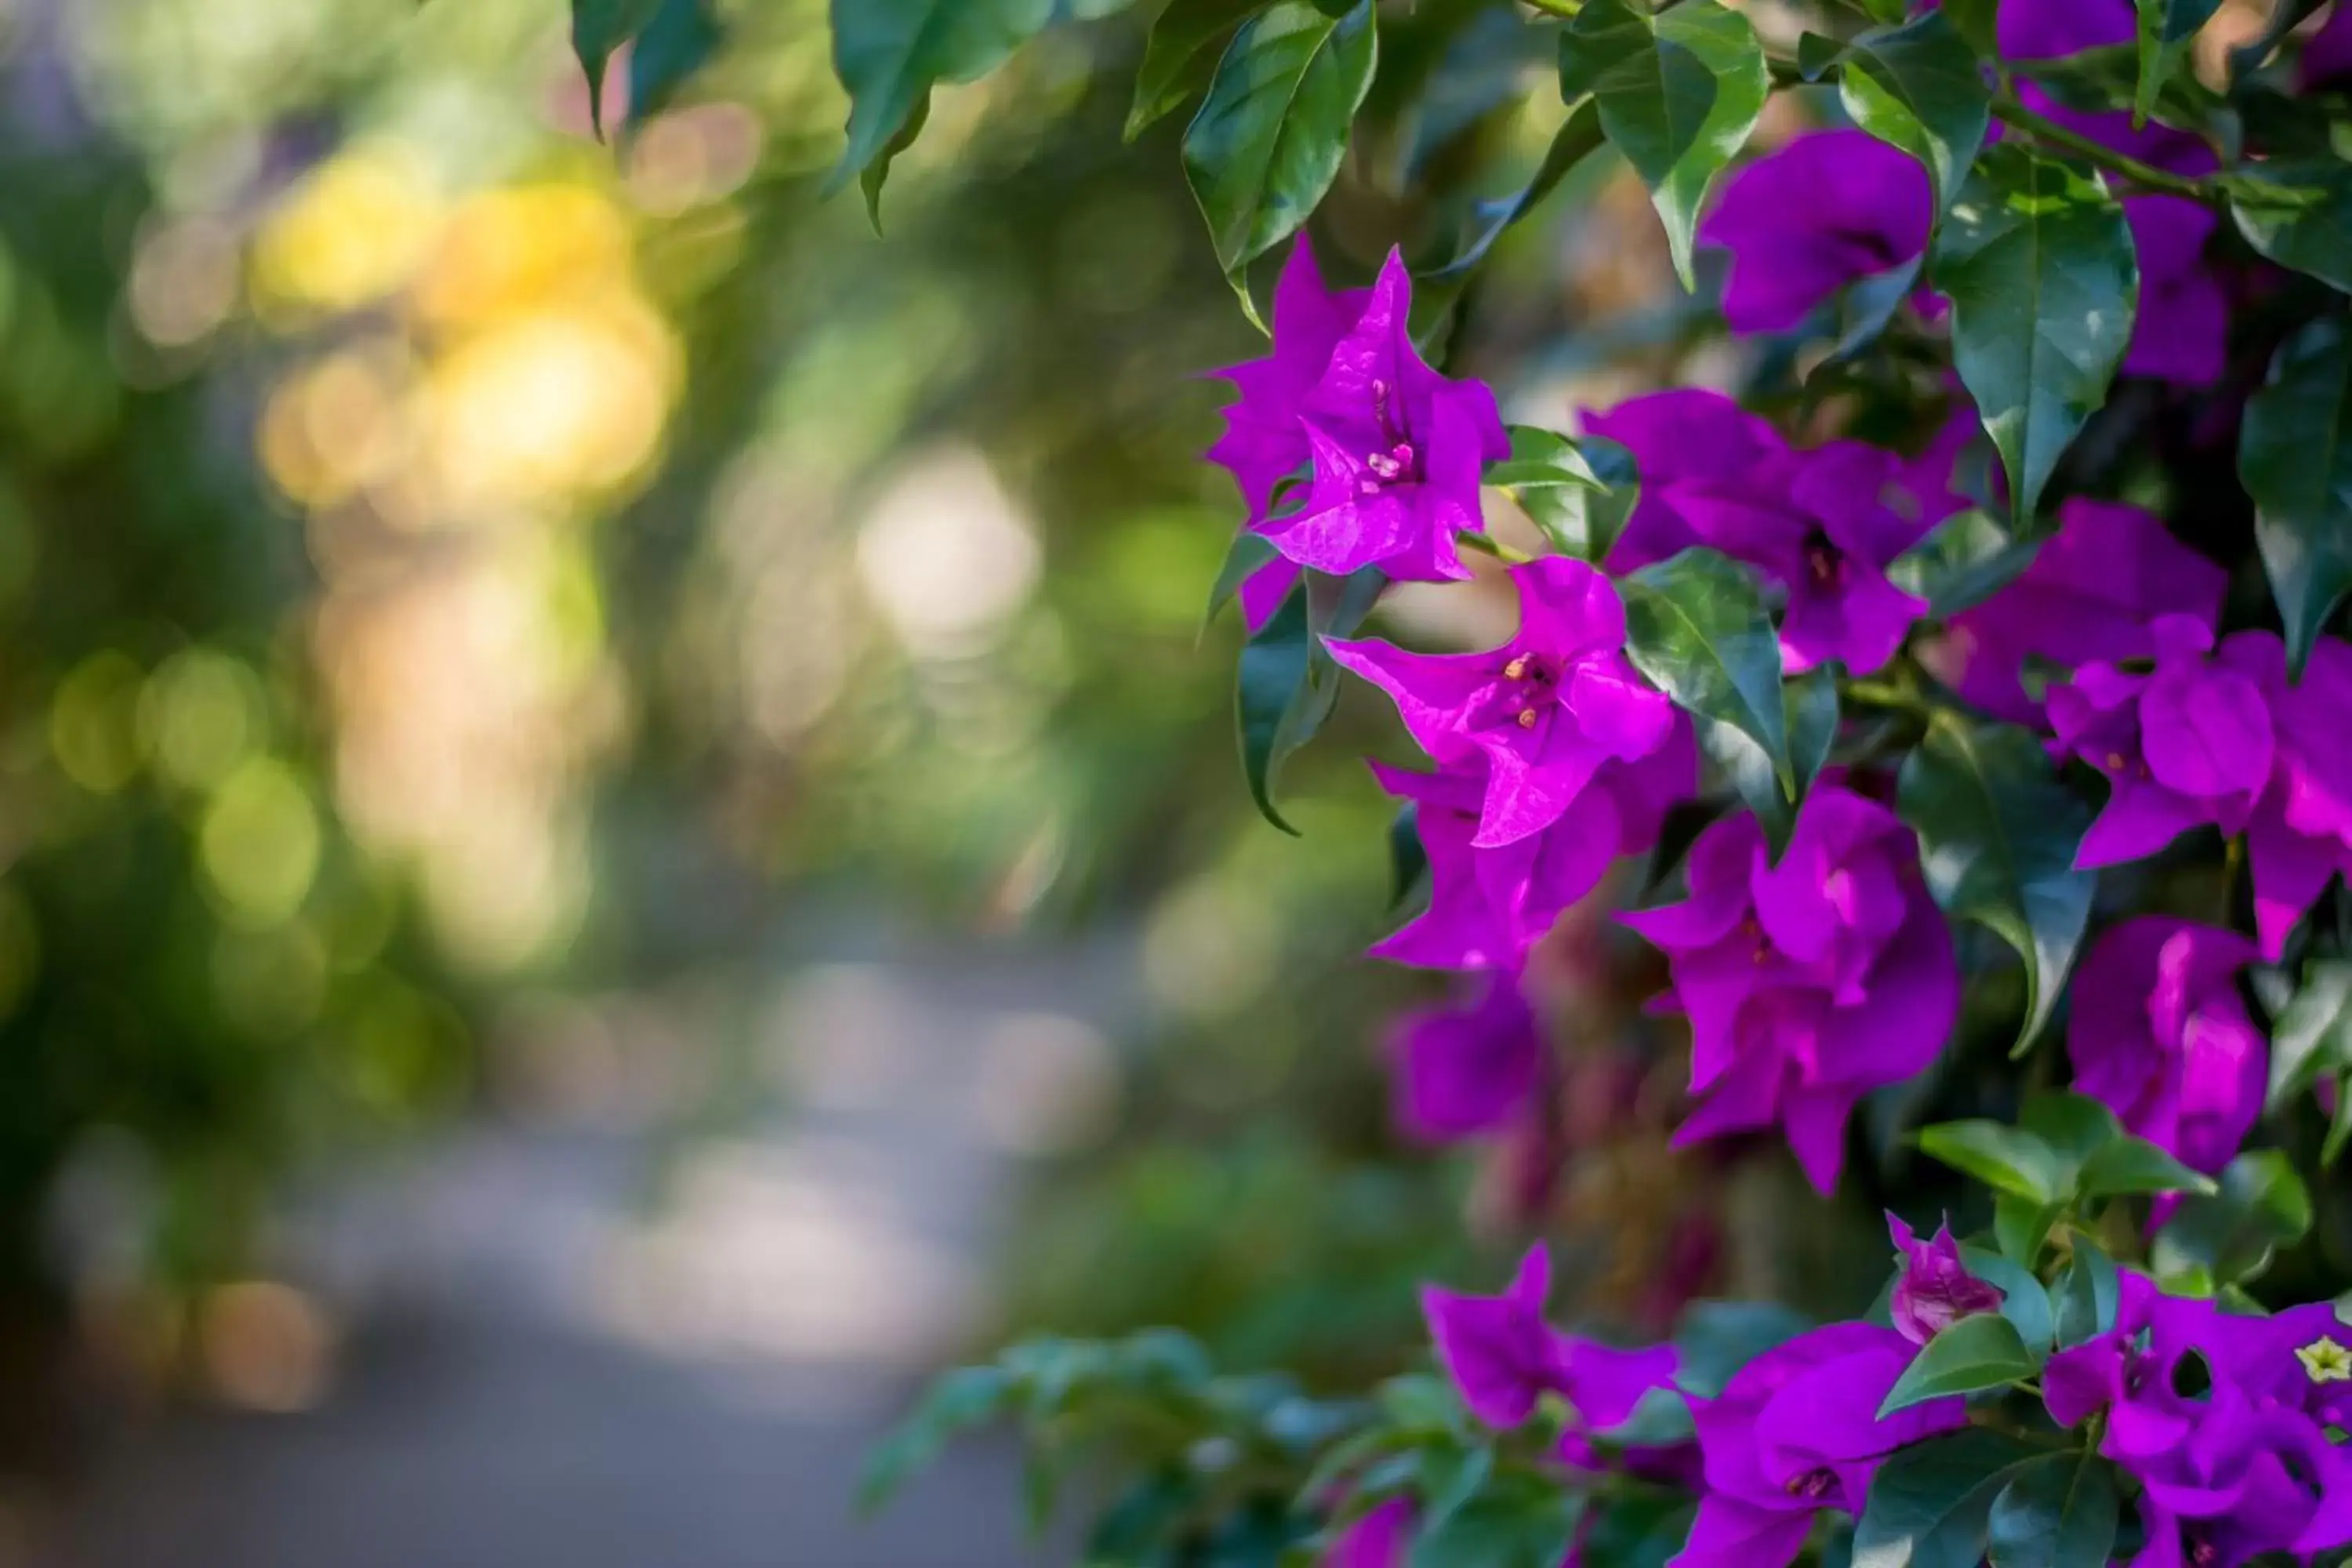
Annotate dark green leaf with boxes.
[1130,0,1269,138]
[1994,1192,2063,1265]
[572,0,664,136]
[1798,31,1849,82]
[1235,586,1323,834]
[829,0,1057,191]
[1889,510,2039,618]
[1558,0,1770,289]
[1088,1472,1198,1560]
[2077,1134,2219,1200]
[1987,1453,2122,1568]
[859,1363,1015,1511]
[2231,161,2352,294]
[1380,1373,1470,1436]
[862,94,932,230]
[1410,1488,1582,1568]
[1877,1312,2041,1416]
[2018,1090,2118,1171]
[2325,1073,2352,1167]
[1579,1496,1695,1568]
[1828,255,1929,364]
[1896,714,2096,1054]
[1703,666,1838,857]
[2133,0,2222,125]
[1487,425,1608,557]
[2053,1236,2120,1349]
[1916,1120,2064,1203]
[1838,10,1994,207]
[1183,0,1380,315]
[1853,1429,2044,1568]
[1388,802,1428,909]
[1425,97,1608,284]
[1939,0,2000,57]
[2240,317,2352,676]
[2268,958,2352,1109]
[2152,1149,2314,1287]
[1959,1245,2055,1350]
[1207,530,1284,627]
[1416,1443,1494,1534]
[1931,143,2138,532]
[1508,431,1638,563]
[625,0,722,130]
[1621,547,1792,799]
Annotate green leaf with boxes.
[1130,0,1269,138]
[1558,0,1770,289]
[1621,548,1792,799]
[2018,1090,2119,1171]
[1853,1429,2045,1568]
[1425,96,1609,285]
[2268,958,2352,1109]
[1388,801,1428,909]
[1916,1120,2064,1204]
[2133,0,2223,127]
[2076,1134,2219,1200]
[1986,1452,2122,1568]
[1579,1496,1695,1568]
[2240,317,2352,676]
[829,0,1057,192]
[1889,510,2039,619]
[1207,530,1284,627]
[1838,10,1993,208]
[1876,1312,2042,1417]
[572,0,664,136]
[1183,0,1380,316]
[1703,666,1839,857]
[1939,0,2001,57]
[1959,1245,2055,1350]
[1994,1192,2063,1265]
[1896,714,2096,1054]
[862,94,932,229]
[2053,1236,2121,1349]
[1931,143,2138,532]
[1416,1443,1495,1534]
[1487,425,1608,556]
[1409,1490,1583,1568]
[1235,572,1375,835]
[2153,1149,2315,1287]
[2231,161,2352,295]
[858,1363,1015,1511]
[625,0,722,130]
[2325,1073,2352,1167]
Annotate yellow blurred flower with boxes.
[252,147,445,320]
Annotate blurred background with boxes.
[0,0,2140,1559]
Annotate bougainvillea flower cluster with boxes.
[2067,918,2265,1175]
[1621,784,1958,1192]
[1588,390,1937,675]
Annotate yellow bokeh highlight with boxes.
[200,759,321,927]
[259,343,414,510]
[51,652,146,794]
[413,186,637,330]
[252,147,445,319]
[141,648,266,791]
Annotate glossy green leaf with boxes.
[1704,666,1838,858]
[2053,1237,2120,1349]
[1512,431,1638,564]
[572,0,664,136]
[1986,1452,2122,1568]
[1621,548,1792,799]
[1939,0,2001,56]
[1182,0,1379,315]
[1415,1444,1494,1534]
[1408,1488,1583,1568]
[2241,318,2352,676]
[624,0,721,130]
[1558,0,1770,289]
[1426,97,1607,286]
[1235,568,1380,835]
[829,0,1057,191]
[1889,510,2039,619]
[1671,1300,1813,1399]
[1916,1120,2064,1204]
[2232,162,2352,295]
[1853,1429,2045,1568]
[1932,143,2138,532]
[2076,1134,2219,1200]
[2133,0,2223,126]
[859,1363,1016,1510]
[2268,958,2352,1109]
[1959,1245,2056,1350]
[1388,802,1427,909]
[1838,10,1993,207]
[1206,530,1284,626]
[2018,1090,2119,1171]
[1994,1193,2063,1264]
[1877,1312,2041,1416]
[2153,1149,2314,1287]
[1897,714,2096,1054]
[1487,425,1607,556]
[1129,0,1268,138]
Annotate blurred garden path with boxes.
[54,931,1132,1568]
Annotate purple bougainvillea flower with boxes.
[1322,1497,1411,1568]
[1993,0,2134,60]
[1666,440,1935,675]
[1370,731,1697,971]
[2303,4,2352,89]
[2049,616,2281,872]
[1423,1244,1681,1436]
[2045,1275,2352,1568]
[1330,557,1679,848]
[1622,784,1960,1194]
[1207,240,1370,525]
[1674,1323,1965,1568]
[1700,130,1935,336]
[1582,390,1788,575]
[1887,1216,2005,1345]
[1254,251,1509,583]
[2067,918,2265,1174]
[2251,636,2352,961]
[1388,975,1546,1144]
[1919,499,2227,726]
